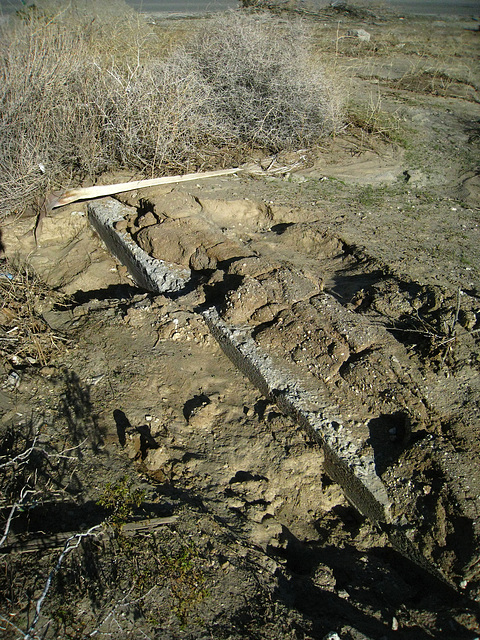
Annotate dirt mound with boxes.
[1,8,479,640]
[105,178,478,596]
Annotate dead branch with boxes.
[1,516,178,554]
[0,487,37,549]
[24,525,103,640]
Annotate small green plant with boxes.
[162,543,209,627]
[357,184,386,208]
[51,602,86,639]
[97,476,146,530]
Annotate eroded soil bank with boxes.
[1,5,479,640]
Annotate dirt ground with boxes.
[1,5,480,640]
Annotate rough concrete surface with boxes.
[1,7,480,639]
[87,193,471,591]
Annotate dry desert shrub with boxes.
[0,1,164,215]
[0,2,224,215]
[0,3,343,218]
[87,51,226,174]
[176,11,343,151]
[0,14,89,212]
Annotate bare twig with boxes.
[89,585,158,638]
[24,525,102,640]
[0,487,36,549]
[451,287,462,335]
[0,435,86,553]
[0,437,84,470]
[0,614,27,640]
[0,437,39,469]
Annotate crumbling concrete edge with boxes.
[88,199,390,523]
[87,197,456,590]
[202,310,457,589]
[202,307,391,525]
[87,198,190,293]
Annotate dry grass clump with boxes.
[0,260,69,367]
[0,3,343,217]
[0,0,162,215]
[177,12,343,151]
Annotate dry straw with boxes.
[0,2,343,218]
[0,261,69,367]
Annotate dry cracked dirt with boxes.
[1,6,480,640]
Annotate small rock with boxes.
[136,211,158,229]
[459,309,477,331]
[114,219,128,233]
[40,366,57,377]
[347,28,371,42]
[403,169,428,186]
[190,246,217,271]
[5,370,20,390]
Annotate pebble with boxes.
[5,371,20,390]
[347,28,371,41]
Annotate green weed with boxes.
[162,542,209,627]
[97,476,146,530]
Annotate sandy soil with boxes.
[1,6,479,640]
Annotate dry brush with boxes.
[0,2,343,217]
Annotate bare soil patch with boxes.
[1,7,479,640]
